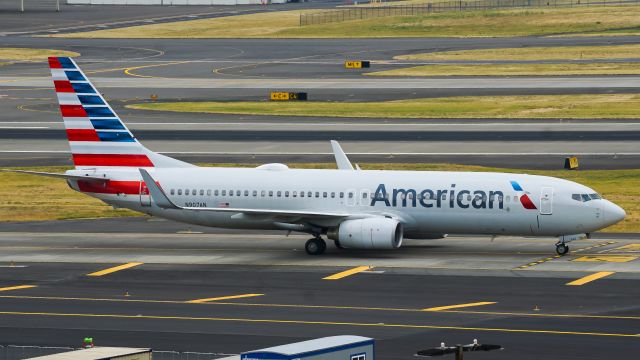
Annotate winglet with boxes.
[139,169,179,209]
[330,140,354,170]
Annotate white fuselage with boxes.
[68,166,624,238]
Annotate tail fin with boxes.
[49,56,194,169]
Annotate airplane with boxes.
[5,57,626,256]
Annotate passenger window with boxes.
[177,189,182,195]
[308,191,312,197]
[514,195,518,202]
[323,192,327,198]
[277,191,282,197]
[261,190,266,197]
[222,190,226,196]
[293,191,297,197]
[316,192,320,198]
[331,192,335,198]
[229,191,234,197]
[170,189,175,195]
[349,192,353,199]
[300,191,305,198]
[442,194,447,200]
[467,195,472,201]
[237,190,241,196]
[285,191,290,197]
[363,193,368,199]
[199,189,204,196]
[192,189,196,195]
[244,190,249,196]
[214,190,219,196]
[207,189,211,196]
[252,190,257,196]
[269,191,274,197]
[184,189,189,195]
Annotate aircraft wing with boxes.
[330,140,355,170]
[139,169,350,218]
[1,169,108,183]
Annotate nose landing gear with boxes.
[305,237,327,255]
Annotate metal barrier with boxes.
[0,345,75,359]
[0,346,231,360]
[299,0,640,26]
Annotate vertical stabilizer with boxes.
[49,56,194,169]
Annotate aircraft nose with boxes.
[605,201,626,226]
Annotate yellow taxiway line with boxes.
[323,266,372,280]
[0,294,638,321]
[187,294,264,303]
[424,301,497,312]
[0,285,36,292]
[566,271,615,286]
[87,262,144,277]
[0,311,638,338]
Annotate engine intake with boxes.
[328,218,403,249]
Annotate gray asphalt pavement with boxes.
[0,218,638,359]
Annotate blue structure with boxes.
[240,335,374,360]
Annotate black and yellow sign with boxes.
[270,92,308,101]
[345,60,371,69]
[565,156,579,170]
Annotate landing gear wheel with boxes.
[556,243,569,256]
[334,240,344,249]
[305,238,326,255]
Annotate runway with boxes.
[0,217,638,359]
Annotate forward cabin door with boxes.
[539,187,553,215]
[139,181,151,207]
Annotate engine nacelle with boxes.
[328,218,403,249]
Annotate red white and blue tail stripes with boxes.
[510,180,537,210]
[49,56,154,168]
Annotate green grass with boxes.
[395,44,640,61]
[1,165,638,233]
[52,6,640,38]
[126,94,640,119]
[367,62,640,76]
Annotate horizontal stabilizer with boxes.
[1,169,108,183]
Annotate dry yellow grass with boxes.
[0,48,79,61]
[52,6,640,38]
[367,62,640,76]
[395,44,640,61]
[127,94,640,119]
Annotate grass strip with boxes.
[366,62,640,76]
[0,48,79,61]
[51,6,640,39]
[394,44,640,61]
[1,164,637,233]
[126,94,640,119]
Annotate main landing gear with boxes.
[555,242,569,256]
[305,237,327,255]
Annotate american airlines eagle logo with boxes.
[510,181,537,210]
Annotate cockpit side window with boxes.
[572,194,581,201]
[590,193,602,200]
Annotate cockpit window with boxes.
[572,193,601,202]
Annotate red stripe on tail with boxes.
[520,194,538,210]
[54,80,74,93]
[66,129,100,141]
[48,57,62,69]
[60,105,87,117]
[72,154,154,167]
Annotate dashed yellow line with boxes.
[573,255,638,263]
[87,262,143,277]
[0,311,638,338]
[515,241,616,270]
[424,301,496,312]
[187,293,264,304]
[0,285,36,292]
[566,271,615,286]
[323,266,372,280]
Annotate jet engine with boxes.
[328,218,403,249]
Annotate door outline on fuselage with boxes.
[540,187,553,215]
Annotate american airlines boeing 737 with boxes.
[6,57,626,255]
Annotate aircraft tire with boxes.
[556,244,569,256]
[305,238,326,255]
[334,240,344,249]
